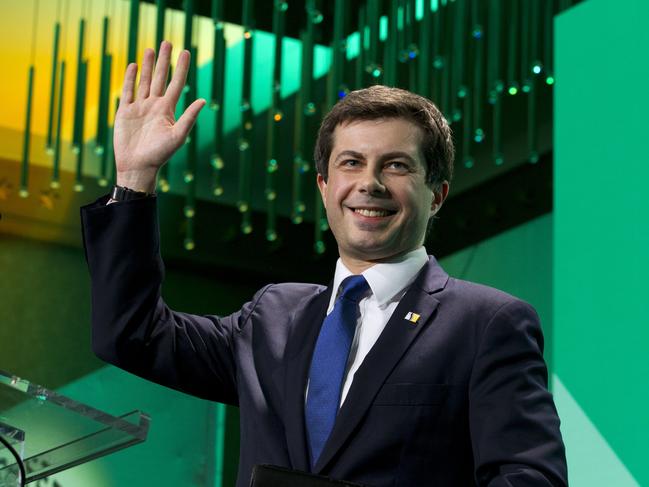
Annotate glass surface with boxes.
[0,370,149,485]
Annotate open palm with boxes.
[114,41,205,191]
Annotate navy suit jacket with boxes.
[81,196,567,487]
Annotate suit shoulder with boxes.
[255,282,326,304]
[442,276,537,317]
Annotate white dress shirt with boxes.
[326,247,429,406]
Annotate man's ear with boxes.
[430,181,450,217]
[317,173,327,206]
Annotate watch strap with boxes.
[110,185,153,202]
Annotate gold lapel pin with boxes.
[404,312,421,324]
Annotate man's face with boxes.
[317,118,448,267]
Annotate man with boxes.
[82,42,567,486]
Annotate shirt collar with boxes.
[328,247,429,313]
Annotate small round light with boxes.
[211,155,224,170]
[184,238,195,250]
[184,206,195,218]
[238,201,249,213]
[266,229,278,241]
[213,185,224,196]
[304,102,316,115]
[241,222,253,234]
[183,172,194,183]
[314,241,326,254]
[74,182,84,192]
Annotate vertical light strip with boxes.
[543,0,554,85]
[367,0,382,81]
[72,17,86,155]
[52,60,65,188]
[157,1,171,192]
[488,0,503,165]
[46,22,61,154]
[406,0,417,93]
[384,0,398,87]
[21,66,35,197]
[127,0,139,63]
[21,0,39,197]
[155,0,166,48]
[451,0,467,121]
[543,2,554,85]
[183,0,194,50]
[418,0,431,98]
[528,0,540,163]
[99,52,113,188]
[238,0,254,234]
[520,0,530,92]
[293,2,316,226]
[96,15,111,158]
[184,45,198,250]
[506,0,519,95]
[472,0,484,144]
[355,4,366,89]
[265,0,286,242]
[210,0,225,198]
[74,60,88,191]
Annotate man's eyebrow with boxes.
[334,150,365,161]
[379,151,416,163]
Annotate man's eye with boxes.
[386,161,408,170]
[342,159,360,166]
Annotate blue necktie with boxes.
[305,275,369,468]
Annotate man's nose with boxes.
[358,166,386,195]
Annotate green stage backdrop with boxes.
[554,0,649,485]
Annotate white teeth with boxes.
[355,208,389,217]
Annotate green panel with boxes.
[554,0,649,485]
[552,375,639,487]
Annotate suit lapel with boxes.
[313,257,449,473]
[283,285,332,472]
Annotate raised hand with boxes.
[114,41,206,192]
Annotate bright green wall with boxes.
[554,0,649,485]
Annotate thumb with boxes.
[175,98,207,140]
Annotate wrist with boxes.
[116,168,158,193]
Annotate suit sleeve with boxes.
[469,299,568,487]
[81,195,264,405]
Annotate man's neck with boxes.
[339,248,425,275]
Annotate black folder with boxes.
[250,465,368,487]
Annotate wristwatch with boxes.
[108,185,153,204]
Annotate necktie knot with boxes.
[338,275,369,304]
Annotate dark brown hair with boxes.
[314,85,455,189]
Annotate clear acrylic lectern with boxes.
[0,370,149,485]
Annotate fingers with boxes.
[175,98,207,140]
[136,48,155,99]
[120,63,138,106]
[165,49,191,107]
[150,41,172,96]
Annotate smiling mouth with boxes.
[352,208,396,217]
